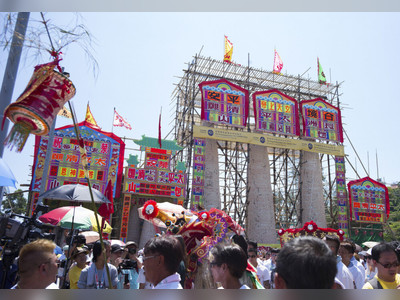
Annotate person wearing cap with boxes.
[110,244,125,267]
[117,241,141,289]
[68,247,89,289]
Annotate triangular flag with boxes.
[113,109,132,130]
[224,35,233,63]
[85,103,100,128]
[273,49,283,74]
[57,106,72,118]
[318,57,327,84]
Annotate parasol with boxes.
[39,184,111,203]
[39,206,112,234]
[362,241,380,249]
[109,239,126,247]
[80,231,100,244]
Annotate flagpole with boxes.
[111,107,115,133]
[158,107,162,148]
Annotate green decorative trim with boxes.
[176,161,186,172]
[133,135,183,152]
[126,154,139,166]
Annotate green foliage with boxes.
[1,189,28,216]
[386,184,400,240]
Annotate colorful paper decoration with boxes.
[3,60,76,151]
[123,147,187,202]
[300,98,343,143]
[119,194,132,243]
[347,177,389,224]
[278,220,345,247]
[335,156,349,237]
[191,138,205,210]
[252,89,299,136]
[199,79,249,128]
[30,121,125,213]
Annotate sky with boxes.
[1,12,400,196]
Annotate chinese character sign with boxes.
[199,79,249,128]
[252,89,299,136]
[123,147,186,201]
[300,98,343,143]
[347,177,389,224]
[31,122,125,199]
[335,156,349,237]
[119,194,132,243]
[191,138,205,210]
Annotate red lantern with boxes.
[3,60,76,151]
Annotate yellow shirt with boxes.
[68,265,85,289]
[362,274,400,289]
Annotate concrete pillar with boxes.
[127,203,141,244]
[203,123,221,210]
[247,144,277,244]
[300,151,327,227]
[138,221,157,249]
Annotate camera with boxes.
[0,204,55,288]
[65,233,86,246]
[0,204,54,250]
[119,259,137,270]
[128,248,136,254]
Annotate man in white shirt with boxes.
[142,235,183,289]
[324,234,354,289]
[248,248,270,288]
[11,239,59,289]
[339,241,365,288]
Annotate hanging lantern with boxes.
[2,60,76,152]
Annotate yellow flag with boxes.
[224,35,233,63]
[57,106,72,118]
[85,103,100,128]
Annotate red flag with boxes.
[98,180,114,219]
[158,109,162,148]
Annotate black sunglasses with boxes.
[377,261,400,269]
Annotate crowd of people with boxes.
[2,232,400,289]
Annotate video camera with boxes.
[65,233,86,246]
[0,204,55,250]
[119,259,137,271]
[0,204,55,288]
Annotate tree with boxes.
[0,12,98,76]
[1,189,28,216]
